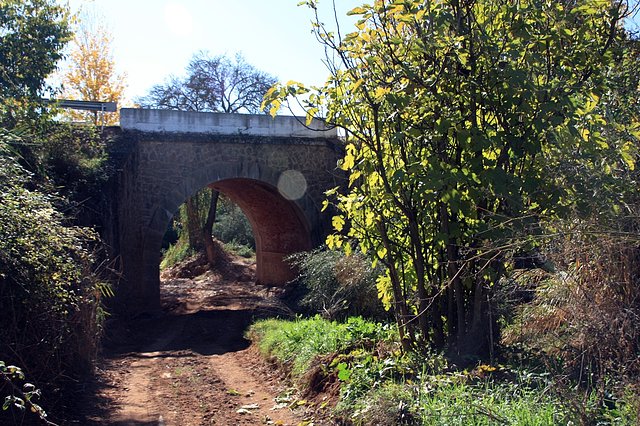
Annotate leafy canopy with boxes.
[265,0,636,352]
[0,0,71,123]
[61,12,127,125]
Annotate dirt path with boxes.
[84,256,310,426]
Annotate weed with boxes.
[249,315,639,424]
[160,239,197,270]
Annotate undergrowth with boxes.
[248,316,639,425]
[160,238,197,270]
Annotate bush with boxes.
[0,130,106,422]
[502,217,640,422]
[33,123,110,222]
[287,248,385,320]
[212,196,255,249]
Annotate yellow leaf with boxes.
[365,211,375,227]
[344,242,353,256]
[374,86,389,100]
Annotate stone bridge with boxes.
[107,108,342,313]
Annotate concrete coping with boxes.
[120,108,338,138]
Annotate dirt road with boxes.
[83,256,310,426]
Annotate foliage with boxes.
[61,11,127,125]
[348,383,416,426]
[138,51,277,114]
[348,378,568,426]
[265,0,636,354]
[247,316,398,381]
[0,361,52,425]
[160,238,197,271]
[38,123,110,213]
[0,0,72,125]
[502,220,640,405]
[0,129,106,422]
[161,194,254,269]
[250,315,637,425]
[212,196,255,250]
[409,375,568,426]
[0,3,108,423]
[222,241,255,259]
[287,248,384,320]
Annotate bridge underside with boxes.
[210,178,311,284]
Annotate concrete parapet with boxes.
[120,108,337,138]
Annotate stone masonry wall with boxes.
[111,123,343,314]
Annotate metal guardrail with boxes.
[43,99,117,112]
[43,99,118,129]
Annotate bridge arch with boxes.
[109,109,342,314]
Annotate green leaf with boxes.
[336,362,351,381]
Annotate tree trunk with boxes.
[185,196,203,251]
[408,216,430,339]
[202,189,219,266]
[378,221,413,352]
[439,202,465,346]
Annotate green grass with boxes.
[345,379,567,426]
[248,316,639,425]
[160,239,196,270]
[247,315,397,380]
[414,381,565,425]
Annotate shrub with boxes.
[287,248,385,320]
[502,218,640,420]
[0,130,106,422]
[36,123,110,219]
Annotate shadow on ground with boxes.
[72,254,298,425]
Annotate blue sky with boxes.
[59,0,639,108]
[61,0,363,105]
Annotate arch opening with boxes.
[208,178,311,284]
[154,177,312,297]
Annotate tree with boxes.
[0,3,107,421]
[0,0,71,125]
[139,52,277,266]
[61,13,126,125]
[265,0,635,355]
[139,52,277,114]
